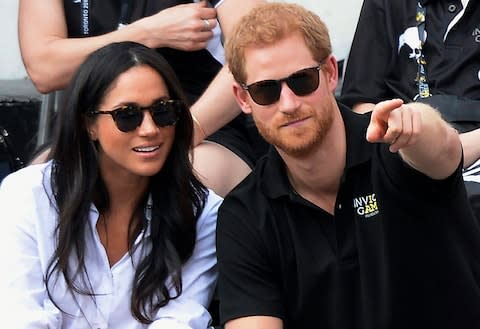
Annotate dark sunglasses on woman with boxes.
[241,64,322,106]
[88,99,185,133]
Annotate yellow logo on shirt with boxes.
[353,193,379,219]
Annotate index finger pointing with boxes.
[371,99,404,120]
[366,99,404,143]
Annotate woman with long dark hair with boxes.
[20,0,268,199]
[0,41,221,328]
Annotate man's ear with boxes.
[323,55,339,93]
[233,82,253,114]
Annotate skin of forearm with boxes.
[459,128,480,168]
[399,103,462,180]
[22,23,152,93]
[187,0,266,145]
[190,66,242,146]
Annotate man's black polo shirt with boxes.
[340,0,480,106]
[217,104,480,329]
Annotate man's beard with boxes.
[253,104,334,158]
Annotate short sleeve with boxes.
[375,143,464,201]
[216,196,284,324]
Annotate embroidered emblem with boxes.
[353,193,379,219]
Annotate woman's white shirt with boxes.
[0,161,222,329]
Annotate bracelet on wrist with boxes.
[191,113,207,139]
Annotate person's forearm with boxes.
[20,23,154,94]
[399,103,462,180]
[19,0,215,93]
[459,128,480,168]
[188,0,265,146]
[190,66,242,146]
[216,0,264,37]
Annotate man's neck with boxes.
[279,110,346,213]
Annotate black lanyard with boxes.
[414,1,431,99]
[118,0,133,29]
[79,0,132,34]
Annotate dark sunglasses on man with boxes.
[241,64,323,106]
[88,99,185,133]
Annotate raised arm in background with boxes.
[18,0,217,93]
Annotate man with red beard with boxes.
[216,3,480,329]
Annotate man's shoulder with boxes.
[219,154,278,225]
[222,164,268,209]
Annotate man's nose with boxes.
[278,82,300,113]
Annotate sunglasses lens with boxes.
[113,106,143,132]
[151,101,180,127]
[287,68,320,96]
[248,80,282,106]
[245,66,320,106]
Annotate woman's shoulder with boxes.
[205,188,223,213]
[196,188,223,229]
[0,162,55,234]
[206,188,223,204]
[0,161,53,200]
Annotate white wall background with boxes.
[275,0,363,65]
[0,0,363,80]
[0,0,27,79]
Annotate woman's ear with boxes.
[232,82,253,114]
[89,130,98,141]
[85,120,98,141]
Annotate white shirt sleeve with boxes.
[0,165,223,329]
[0,164,63,328]
[149,190,223,329]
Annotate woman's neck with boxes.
[97,166,151,266]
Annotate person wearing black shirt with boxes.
[340,0,480,219]
[217,3,480,329]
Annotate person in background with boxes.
[216,3,480,329]
[340,0,480,219]
[18,0,267,197]
[0,41,222,328]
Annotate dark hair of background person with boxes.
[44,41,207,324]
